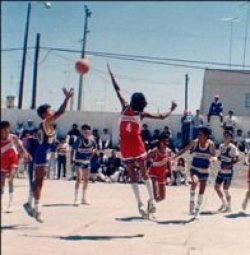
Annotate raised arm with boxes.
[142,101,177,120]
[46,88,74,124]
[173,140,196,160]
[107,64,128,110]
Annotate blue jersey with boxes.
[191,139,214,171]
[33,121,56,166]
[219,143,238,171]
[73,137,96,164]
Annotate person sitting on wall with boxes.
[99,128,111,150]
[207,94,223,123]
[223,110,237,134]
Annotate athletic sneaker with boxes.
[217,204,227,212]
[33,210,43,223]
[6,205,13,213]
[189,201,195,215]
[73,200,80,206]
[23,203,34,217]
[222,205,232,213]
[147,199,156,214]
[194,208,200,219]
[138,203,147,217]
[242,197,248,211]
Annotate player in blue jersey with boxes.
[215,130,239,213]
[174,127,216,219]
[23,88,74,223]
[72,124,97,206]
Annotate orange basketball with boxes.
[75,58,90,75]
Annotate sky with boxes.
[2,1,250,114]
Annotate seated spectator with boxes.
[173,132,182,152]
[150,129,161,149]
[14,122,24,138]
[181,109,193,148]
[141,124,151,150]
[24,119,36,132]
[161,126,172,139]
[172,158,187,186]
[234,129,245,152]
[207,94,223,123]
[223,110,236,134]
[191,109,204,139]
[99,128,111,150]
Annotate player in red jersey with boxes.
[1,121,30,212]
[107,64,177,217]
[148,134,172,202]
[242,153,250,211]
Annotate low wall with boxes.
[2,109,250,146]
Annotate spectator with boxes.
[92,129,100,147]
[181,109,192,148]
[173,132,182,152]
[150,129,161,149]
[47,138,58,179]
[141,124,151,150]
[244,131,250,165]
[14,122,24,138]
[223,110,237,134]
[99,128,111,150]
[172,158,187,186]
[191,109,204,139]
[234,129,245,152]
[24,119,36,133]
[57,136,69,179]
[161,126,172,139]
[207,94,223,123]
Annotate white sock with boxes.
[82,189,87,201]
[220,196,226,206]
[35,200,41,212]
[28,191,33,205]
[131,183,142,204]
[74,188,79,201]
[196,194,203,210]
[8,193,13,207]
[190,190,195,203]
[144,179,154,201]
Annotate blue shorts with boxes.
[190,168,209,181]
[216,171,233,185]
[33,145,50,167]
[75,162,90,170]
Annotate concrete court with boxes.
[1,179,250,255]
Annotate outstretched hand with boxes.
[170,101,177,112]
[63,88,74,99]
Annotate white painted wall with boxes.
[200,69,250,116]
[2,109,250,145]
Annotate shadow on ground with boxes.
[115,216,146,222]
[1,224,38,231]
[43,204,73,207]
[224,212,250,219]
[23,234,144,241]
[157,218,195,225]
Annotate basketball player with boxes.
[148,134,171,202]
[174,127,216,219]
[23,88,74,223]
[72,124,96,206]
[107,64,177,217]
[215,130,239,213]
[1,121,30,212]
[242,153,250,211]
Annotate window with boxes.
[245,93,250,108]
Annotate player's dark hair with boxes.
[130,92,147,112]
[157,133,169,148]
[37,104,51,119]
[81,124,91,130]
[198,127,210,138]
[0,121,10,130]
[223,130,233,138]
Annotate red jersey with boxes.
[119,106,146,161]
[149,148,170,183]
[1,134,19,172]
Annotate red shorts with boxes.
[120,137,146,162]
[1,150,19,173]
[149,167,166,184]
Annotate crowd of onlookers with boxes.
[12,94,250,186]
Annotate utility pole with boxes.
[31,33,41,109]
[242,3,250,69]
[77,5,91,111]
[185,74,189,110]
[18,2,31,109]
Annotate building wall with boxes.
[2,109,250,145]
[200,69,250,116]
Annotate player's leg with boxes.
[242,183,250,211]
[223,178,232,212]
[157,183,166,202]
[214,175,226,211]
[137,158,156,214]
[74,166,82,206]
[151,177,159,200]
[81,167,90,204]
[189,170,198,215]
[1,171,7,210]
[33,166,46,222]
[6,168,16,212]
[194,178,207,218]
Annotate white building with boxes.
[200,69,250,116]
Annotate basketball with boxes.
[75,58,90,75]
